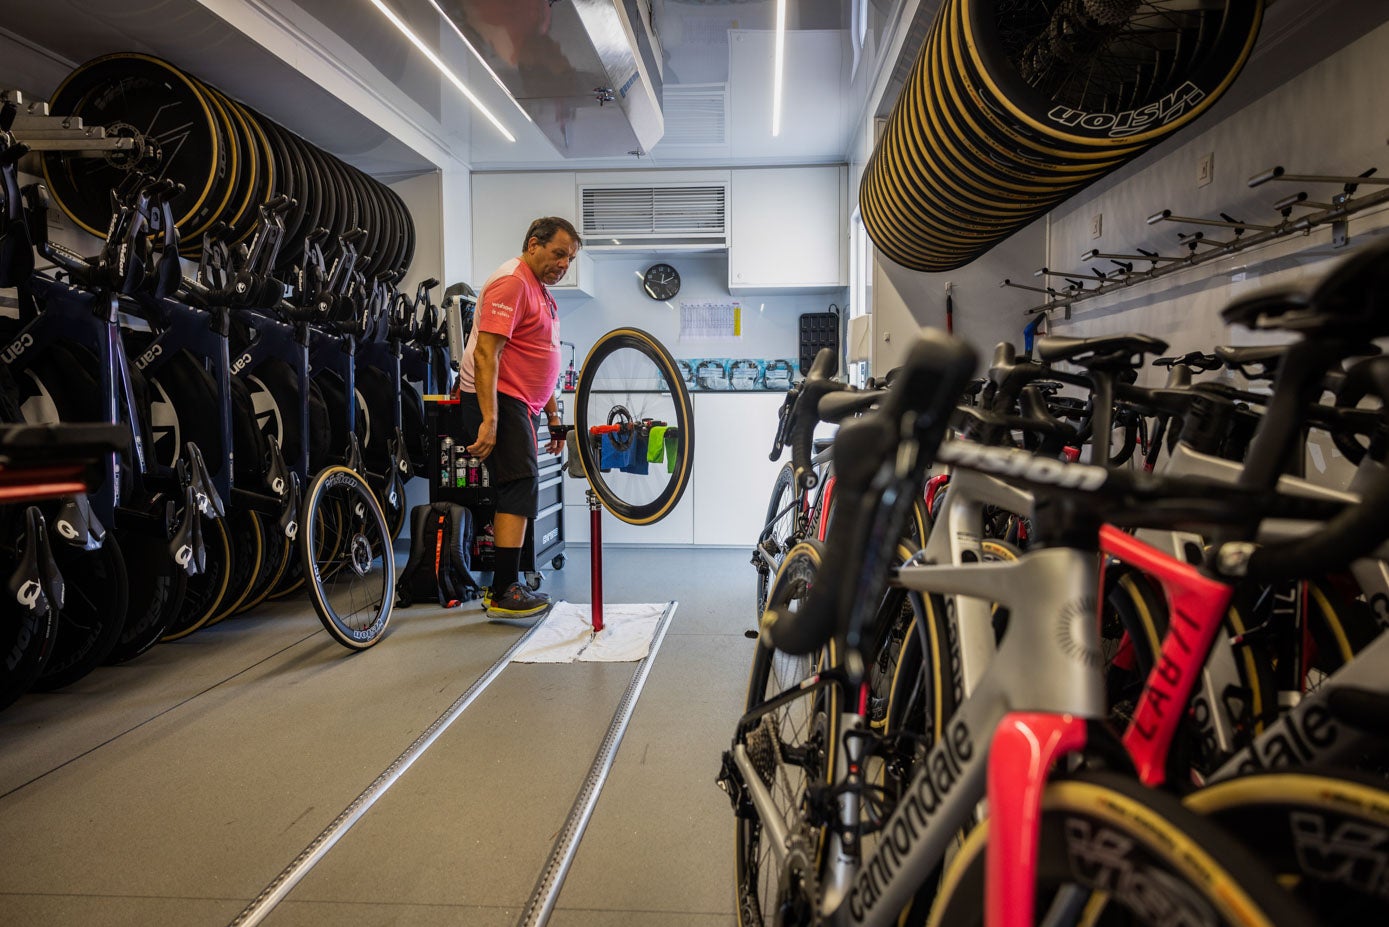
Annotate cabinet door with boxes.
[729,167,847,291]
[471,173,590,292]
[692,393,787,545]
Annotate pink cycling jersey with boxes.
[457,257,560,415]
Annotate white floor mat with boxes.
[510,602,671,663]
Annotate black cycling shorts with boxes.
[458,390,538,518]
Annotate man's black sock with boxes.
[493,546,521,593]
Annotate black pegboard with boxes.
[798,312,839,375]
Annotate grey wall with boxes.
[1043,16,1389,381]
[852,0,1389,385]
[552,253,846,376]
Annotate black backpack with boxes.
[396,502,480,607]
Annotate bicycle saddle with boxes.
[1153,350,1222,372]
[53,495,105,552]
[1223,237,1389,336]
[168,486,203,577]
[1036,333,1169,367]
[7,507,60,616]
[1332,355,1389,464]
[1215,344,1288,381]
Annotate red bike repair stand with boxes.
[586,488,605,632]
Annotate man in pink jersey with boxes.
[457,216,579,617]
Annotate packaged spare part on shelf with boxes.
[860,0,1265,272]
[38,53,415,277]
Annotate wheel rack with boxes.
[1,89,145,156]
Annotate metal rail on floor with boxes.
[515,600,679,927]
[228,619,548,927]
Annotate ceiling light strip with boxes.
[423,0,534,124]
[772,0,787,137]
[365,0,515,142]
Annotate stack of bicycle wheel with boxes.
[860,0,1264,272]
[40,53,414,277]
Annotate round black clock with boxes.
[642,263,681,300]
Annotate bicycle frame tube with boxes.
[1102,526,1236,787]
[357,339,404,436]
[1210,628,1389,781]
[813,548,1105,926]
[309,326,358,457]
[230,309,313,480]
[987,712,1089,927]
[921,468,1033,695]
[7,279,149,522]
[134,296,234,505]
[1137,440,1386,759]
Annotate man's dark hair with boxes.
[523,216,582,251]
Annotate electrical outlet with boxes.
[1090,214,1103,239]
[1197,152,1214,188]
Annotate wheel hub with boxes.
[349,533,372,576]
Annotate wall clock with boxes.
[642,262,681,300]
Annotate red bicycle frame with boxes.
[981,526,1235,927]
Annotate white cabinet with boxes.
[692,393,787,544]
[728,166,848,294]
[559,392,786,548]
[470,172,594,297]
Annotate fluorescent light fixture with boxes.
[366,0,515,142]
[423,0,534,124]
[772,0,786,136]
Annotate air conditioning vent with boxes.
[580,183,728,250]
[660,84,727,147]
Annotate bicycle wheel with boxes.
[1184,769,1389,923]
[207,508,264,624]
[238,510,291,613]
[574,328,694,525]
[0,516,58,710]
[734,541,837,927]
[960,0,1265,149]
[160,515,232,641]
[35,532,130,690]
[755,462,799,618]
[300,465,394,650]
[928,770,1317,927]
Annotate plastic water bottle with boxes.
[439,437,453,488]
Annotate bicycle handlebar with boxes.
[762,331,978,656]
[788,349,848,490]
[1231,461,1389,582]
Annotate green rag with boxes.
[665,428,679,473]
[647,425,668,463]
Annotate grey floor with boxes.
[0,546,758,927]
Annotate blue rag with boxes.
[621,431,650,475]
[599,433,633,471]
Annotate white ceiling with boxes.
[0,0,879,177]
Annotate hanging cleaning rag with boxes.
[664,428,679,473]
[599,432,633,471]
[647,425,668,464]
[621,426,650,475]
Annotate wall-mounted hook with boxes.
[1147,208,1278,232]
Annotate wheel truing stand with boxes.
[586,488,604,632]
